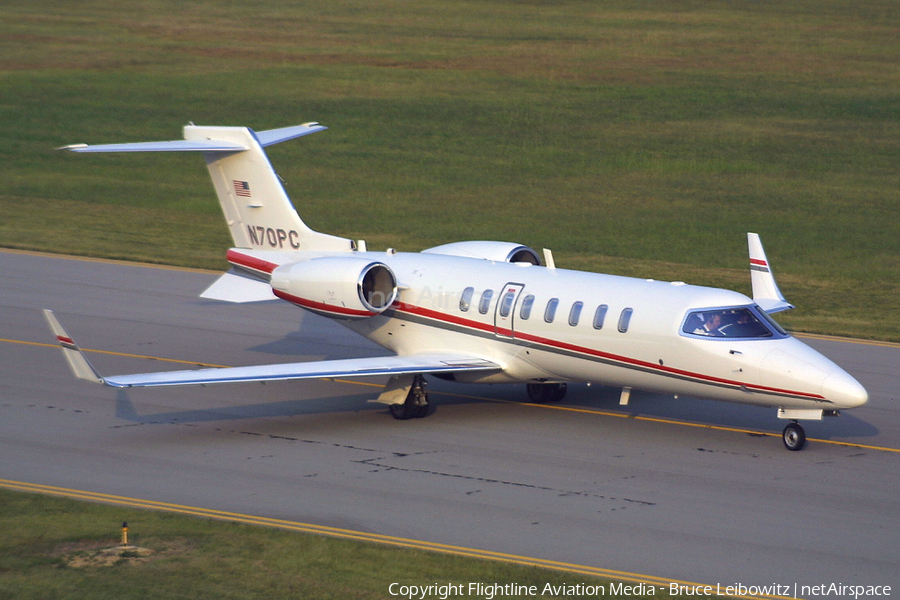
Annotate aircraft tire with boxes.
[390,375,429,420]
[782,422,807,451]
[550,383,567,402]
[413,401,431,418]
[390,402,416,420]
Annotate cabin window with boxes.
[593,304,608,329]
[478,289,494,314]
[682,306,784,339]
[568,302,583,326]
[520,295,535,320]
[544,298,559,323]
[499,290,516,318]
[618,308,633,333]
[459,287,474,312]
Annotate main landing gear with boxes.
[782,421,807,451]
[387,374,431,420]
[526,382,567,403]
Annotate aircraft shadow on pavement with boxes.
[433,381,880,441]
[112,379,878,442]
[113,388,386,425]
[111,384,487,426]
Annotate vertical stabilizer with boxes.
[62,123,352,253]
[184,124,351,252]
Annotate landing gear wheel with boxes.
[389,375,430,420]
[526,382,567,403]
[782,421,806,451]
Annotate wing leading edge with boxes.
[43,310,500,389]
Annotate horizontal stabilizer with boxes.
[255,123,328,147]
[60,140,249,153]
[59,122,327,154]
[200,270,277,303]
[748,233,794,314]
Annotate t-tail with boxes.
[61,123,352,253]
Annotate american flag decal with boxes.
[233,180,252,197]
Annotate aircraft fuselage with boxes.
[253,249,867,414]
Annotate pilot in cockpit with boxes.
[693,313,724,336]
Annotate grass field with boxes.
[1,0,898,339]
[1,487,673,600]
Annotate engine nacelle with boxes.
[421,241,540,265]
[270,257,398,319]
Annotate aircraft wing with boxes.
[43,310,500,389]
[103,354,500,389]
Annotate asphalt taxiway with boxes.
[1,250,897,595]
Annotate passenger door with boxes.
[494,283,525,338]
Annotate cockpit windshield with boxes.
[682,306,787,339]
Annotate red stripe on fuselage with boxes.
[227,249,279,275]
[388,302,824,401]
[393,301,495,335]
[272,289,376,318]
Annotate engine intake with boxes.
[271,257,398,319]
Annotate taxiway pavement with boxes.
[1,250,897,594]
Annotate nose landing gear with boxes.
[782,421,807,451]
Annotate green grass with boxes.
[0,488,672,600]
[1,0,898,337]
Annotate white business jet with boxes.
[45,122,868,451]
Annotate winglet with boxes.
[43,310,106,385]
[747,233,794,314]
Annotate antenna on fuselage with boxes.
[543,248,556,269]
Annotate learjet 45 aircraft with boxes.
[45,122,868,451]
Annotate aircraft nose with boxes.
[821,369,868,409]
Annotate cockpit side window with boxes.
[682,306,784,339]
[756,307,788,336]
